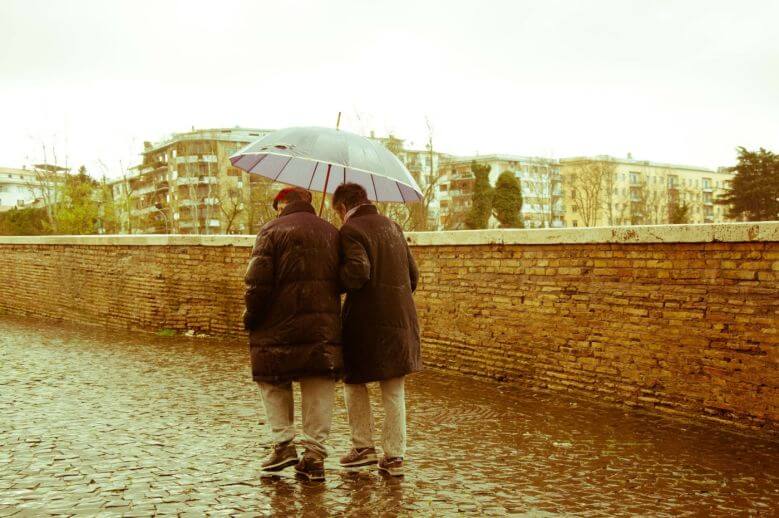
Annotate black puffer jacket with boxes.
[339,204,421,384]
[244,201,342,383]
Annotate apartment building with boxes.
[436,155,565,229]
[560,156,734,227]
[109,127,273,234]
[0,165,68,212]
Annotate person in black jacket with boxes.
[243,186,342,481]
[332,183,421,477]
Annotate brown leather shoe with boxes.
[378,456,404,477]
[295,451,325,481]
[339,447,378,470]
[261,440,298,473]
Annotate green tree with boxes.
[716,147,779,221]
[96,176,122,234]
[55,166,100,234]
[492,171,524,228]
[668,201,691,224]
[0,207,50,235]
[465,161,493,229]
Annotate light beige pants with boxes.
[257,377,336,458]
[343,376,406,458]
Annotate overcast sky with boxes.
[1,0,777,177]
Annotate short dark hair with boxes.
[332,183,369,210]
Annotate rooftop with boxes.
[560,155,730,174]
[142,127,274,155]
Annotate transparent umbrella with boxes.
[229,126,423,214]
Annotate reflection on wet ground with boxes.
[1,315,778,516]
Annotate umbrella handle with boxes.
[319,163,332,217]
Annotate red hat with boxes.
[273,187,312,210]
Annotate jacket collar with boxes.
[279,200,316,218]
[345,203,378,221]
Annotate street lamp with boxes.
[154,202,170,234]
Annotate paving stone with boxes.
[1,316,778,516]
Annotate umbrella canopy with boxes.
[229,127,423,203]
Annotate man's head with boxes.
[273,187,313,213]
[332,183,369,222]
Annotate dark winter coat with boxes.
[243,201,342,383]
[339,204,421,384]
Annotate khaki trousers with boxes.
[257,377,336,458]
[343,376,406,458]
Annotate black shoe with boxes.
[295,451,325,481]
[261,441,298,473]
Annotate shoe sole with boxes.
[261,457,298,473]
[340,453,378,469]
[378,465,404,477]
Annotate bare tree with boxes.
[564,159,615,227]
[245,176,278,234]
[602,163,619,226]
[522,159,563,228]
[216,185,245,233]
[376,118,448,231]
[24,142,67,232]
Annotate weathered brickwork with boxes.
[1,226,777,432]
[0,244,250,337]
[413,241,778,433]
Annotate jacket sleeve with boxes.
[406,239,419,293]
[243,227,275,330]
[394,222,419,293]
[339,226,371,291]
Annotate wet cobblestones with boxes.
[1,315,778,516]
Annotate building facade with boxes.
[109,128,274,234]
[0,167,38,211]
[560,156,734,228]
[0,165,69,212]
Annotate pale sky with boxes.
[1,0,777,177]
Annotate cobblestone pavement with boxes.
[1,316,778,517]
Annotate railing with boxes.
[176,155,218,164]
[176,176,219,186]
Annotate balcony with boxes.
[134,184,156,196]
[131,205,159,216]
[179,197,220,208]
[177,176,219,187]
[176,155,218,164]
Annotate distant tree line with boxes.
[0,166,120,236]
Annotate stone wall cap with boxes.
[0,234,257,247]
[0,221,776,247]
[406,222,779,246]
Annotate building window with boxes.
[572,220,578,227]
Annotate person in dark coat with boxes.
[243,186,342,481]
[331,183,421,477]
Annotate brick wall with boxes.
[1,223,777,433]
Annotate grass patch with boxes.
[157,328,177,337]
